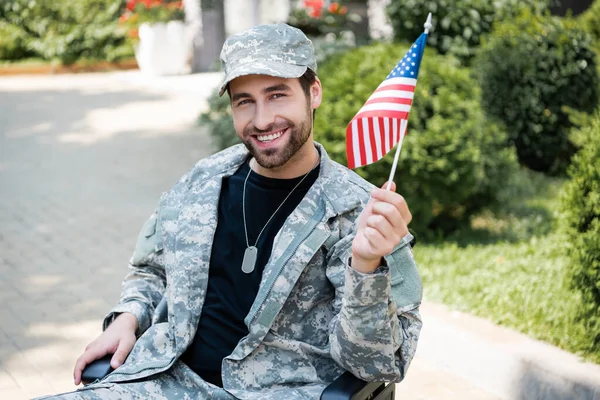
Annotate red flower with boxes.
[328,2,348,15]
[303,0,324,18]
[126,0,136,11]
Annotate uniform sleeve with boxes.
[327,232,422,382]
[102,209,167,336]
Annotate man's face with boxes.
[229,74,321,170]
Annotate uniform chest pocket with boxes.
[130,212,162,266]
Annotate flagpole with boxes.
[384,13,432,191]
[386,121,407,190]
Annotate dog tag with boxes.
[242,246,258,274]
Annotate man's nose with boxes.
[253,103,276,131]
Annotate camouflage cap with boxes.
[218,23,317,96]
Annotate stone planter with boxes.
[135,21,190,76]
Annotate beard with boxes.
[241,106,312,169]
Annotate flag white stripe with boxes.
[393,117,398,144]
[378,77,417,87]
[362,118,373,165]
[384,117,390,153]
[369,90,415,100]
[352,119,361,168]
[373,118,383,161]
[358,103,411,114]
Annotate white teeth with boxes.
[257,130,284,142]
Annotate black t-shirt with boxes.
[181,159,320,387]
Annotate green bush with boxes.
[561,111,600,351]
[314,43,518,238]
[0,21,32,60]
[386,0,545,61]
[200,91,238,150]
[477,9,600,175]
[0,0,133,64]
[578,0,600,45]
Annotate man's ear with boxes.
[310,77,323,109]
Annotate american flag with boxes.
[346,32,428,169]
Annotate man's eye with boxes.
[237,99,252,106]
[271,93,285,100]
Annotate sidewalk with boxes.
[1,71,599,400]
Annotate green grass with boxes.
[0,57,50,67]
[414,168,599,364]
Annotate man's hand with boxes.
[73,312,138,385]
[351,182,412,274]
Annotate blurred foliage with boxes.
[287,1,360,64]
[0,0,133,64]
[578,0,600,45]
[120,0,184,29]
[199,91,238,151]
[386,0,548,62]
[0,20,32,60]
[476,8,600,175]
[311,31,357,65]
[287,1,358,36]
[560,111,600,352]
[314,42,518,239]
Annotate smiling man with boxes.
[38,23,422,400]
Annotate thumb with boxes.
[110,340,132,369]
[382,181,396,192]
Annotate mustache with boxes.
[243,122,294,136]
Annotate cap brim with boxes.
[218,62,308,96]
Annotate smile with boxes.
[256,129,286,142]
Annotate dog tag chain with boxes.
[241,156,318,274]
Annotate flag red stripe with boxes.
[354,110,409,120]
[346,124,356,169]
[365,97,413,106]
[375,84,415,93]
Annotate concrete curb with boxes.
[416,302,600,400]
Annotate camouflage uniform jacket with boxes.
[100,142,423,399]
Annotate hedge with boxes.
[477,9,599,175]
[0,0,133,64]
[561,111,600,352]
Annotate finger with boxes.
[364,227,396,256]
[371,201,405,229]
[370,190,412,225]
[111,337,134,369]
[366,213,406,244]
[381,181,396,192]
[74,348,106,385]
[367,215,400,243]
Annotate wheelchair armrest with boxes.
[320,371,392,400]
[81,355,114,384]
